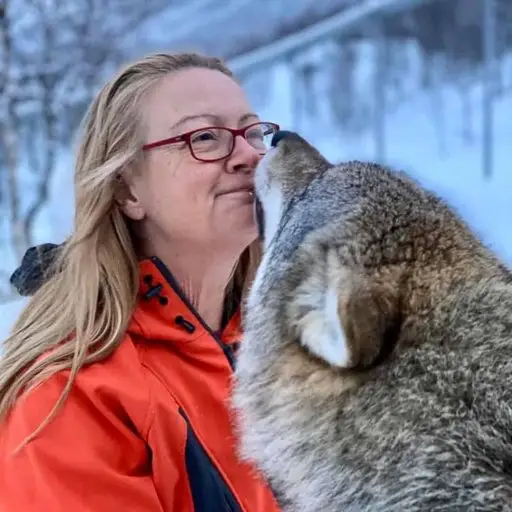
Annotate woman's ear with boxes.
[114,174,145,221]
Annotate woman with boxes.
[0,52,281,512]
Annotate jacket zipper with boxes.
[151,257,236,370]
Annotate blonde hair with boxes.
[0,52,261,447]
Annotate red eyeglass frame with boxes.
[141,121,280,162]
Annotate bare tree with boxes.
[0,1,21,261]
[0,0,170,300]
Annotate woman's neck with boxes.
[158,248,238,332]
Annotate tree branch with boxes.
[0,0,25,261]
[1,0,174,289]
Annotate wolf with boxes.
[232,130,512,511]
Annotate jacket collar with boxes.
[128,257,242,348]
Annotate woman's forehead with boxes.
[146,68,252,127]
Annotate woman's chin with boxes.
[213,201,258,245]
[224,218,258,247]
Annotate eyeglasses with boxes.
[142,121,280,162]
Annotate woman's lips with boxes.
[217,188,255,202]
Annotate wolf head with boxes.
[247,130,507,372]
[253,130,331,247]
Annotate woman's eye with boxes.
[192,130,217,143]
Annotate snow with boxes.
[1,35,511,343]
[0,298,27,340]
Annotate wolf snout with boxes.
[270,130,299,147]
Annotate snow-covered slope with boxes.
[125,0,355,60]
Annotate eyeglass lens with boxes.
[190,123,275,160]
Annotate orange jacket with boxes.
[0,257,280,512]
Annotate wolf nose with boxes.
[271,130,296,147]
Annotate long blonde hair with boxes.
[0,52,261,446]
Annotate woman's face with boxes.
[122,67,266,260]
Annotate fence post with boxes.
[373,19,387,163]
[482,0,497,180]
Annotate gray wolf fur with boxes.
[232,131,512,511]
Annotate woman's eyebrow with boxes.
[170,114,220,131]
[238,112,259,125]
[170,112,260,132]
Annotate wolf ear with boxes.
[288,254,400,370]
[336,268,401,370]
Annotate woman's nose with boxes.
[227,135,260,173]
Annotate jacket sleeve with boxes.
[0,355,167,512]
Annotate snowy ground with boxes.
[1,41,511,341]
[0,299,27,339]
